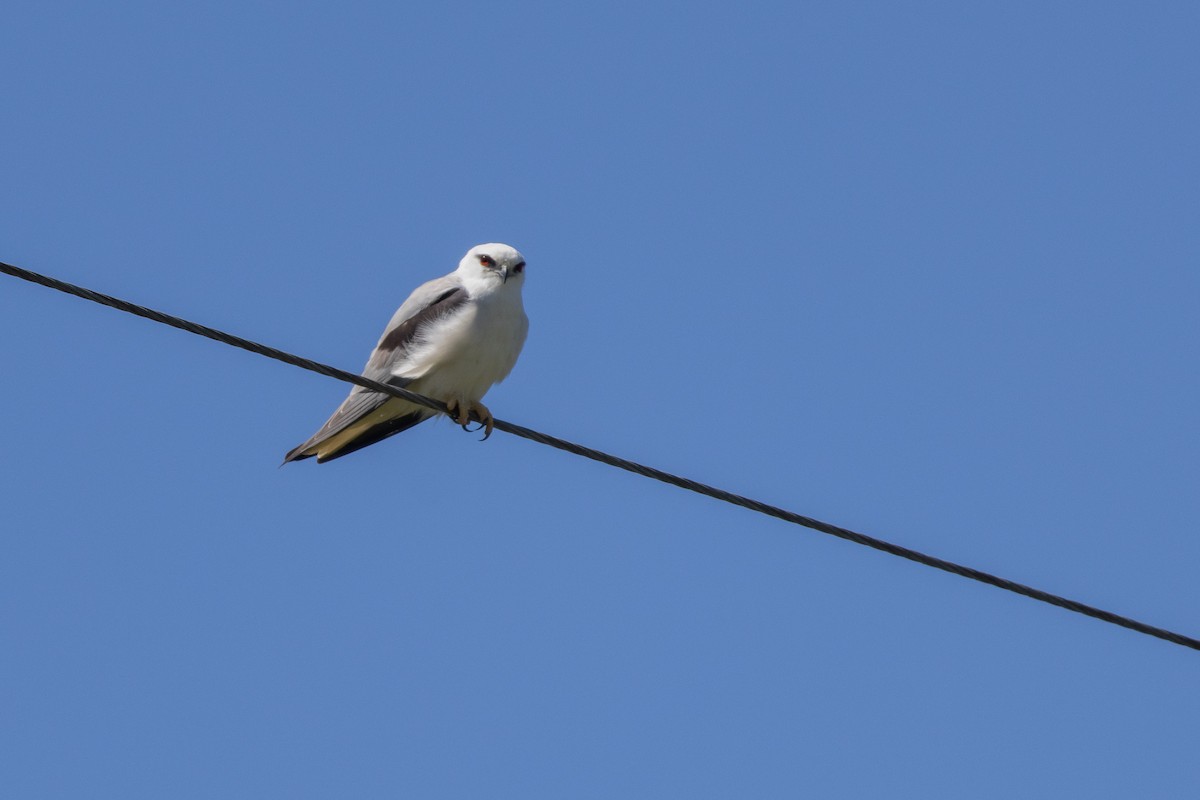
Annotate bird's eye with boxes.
[478,254,496,267]
[513,261,525,273]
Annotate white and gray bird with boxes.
[283,243,529,464]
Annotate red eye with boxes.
[513,261,525,273]
[479,255,496,267]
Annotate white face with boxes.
[460,243,526,285]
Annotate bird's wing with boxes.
[361,274,469,379]
[283,275,469,463]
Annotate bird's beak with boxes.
[500,266,509,284]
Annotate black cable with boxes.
[3,259,1197,652]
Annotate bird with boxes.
[283,243,529,464]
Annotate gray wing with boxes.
[283,274,470,463]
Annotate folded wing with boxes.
[282,277,469,463]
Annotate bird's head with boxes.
[458,243,526,287]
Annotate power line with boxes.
[2,258,1197,653]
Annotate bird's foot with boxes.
[446,399,495,441]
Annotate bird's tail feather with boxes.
[282,410,431,465]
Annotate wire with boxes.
[2,258,1197,652]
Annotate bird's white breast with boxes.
[399,282,528,405]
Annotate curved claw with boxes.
[447,399,494,441]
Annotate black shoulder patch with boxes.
[378,286,468,354]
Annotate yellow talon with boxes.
[446,399,470,428]
[476,403,495,440]
[446,399,494,439]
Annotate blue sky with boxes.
[2,2,1199,797]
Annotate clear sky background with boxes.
[2,2,1198,797]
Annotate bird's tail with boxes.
[282,410,431,465]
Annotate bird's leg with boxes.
[446,399,472,429]
[470,401,495,441]
[445,400,494,440]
